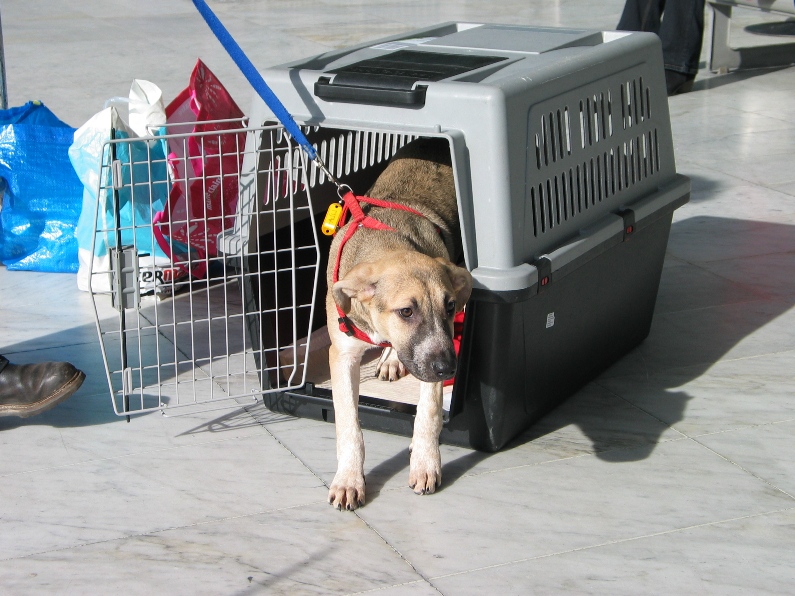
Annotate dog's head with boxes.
[333,251,473,383]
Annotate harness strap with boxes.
[333,191,426,347]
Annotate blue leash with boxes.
[191,0,341,184]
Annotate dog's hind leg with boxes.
[328,338,368,510]
[409,380,444,494]
[375,346,408,382]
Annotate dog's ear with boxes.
[332,263,377,314]
[437,259,473,312]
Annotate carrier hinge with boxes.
[110,245,140,311]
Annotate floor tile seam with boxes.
[110,450,329,496]
[678,107,795,133]
[730,107,795,127]
[675,156,795,188]
[685,346,795,367]
[685,435,795,501]
[350,512,445,596]
[681,132,795,161]
[0,498,327,564]
[239,408,441,587]
[430,436,691,483]
[0,428,280,479]
[447,451,593,480]
[655,291,778,316]
[671,249,795,271]
[596,380,690,440]
[597,376,795,442]
[348,581,428,596]
[684,416,795,440]
[672,211,795,228]
[672,176,747,199]
[662,253,690,265]
[597,346,795,382]
[598,364,795,440]
[667,151,731,173]
[426,505,795,583]
[242,403,333,491]
[655,255,772,304]
[343,579,432,596]
[1,337,105,355]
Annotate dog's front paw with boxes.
[409,447,442,495]
[375,347,408,382]
[328,470,366,511]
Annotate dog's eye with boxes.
[398,307,414,319]
[446,300,456,316]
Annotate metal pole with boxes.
[0,8,8,110]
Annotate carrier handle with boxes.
[314,76,428,107]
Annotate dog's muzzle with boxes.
[431,357,456,380]
[403,346,457,383]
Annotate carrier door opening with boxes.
[255,127,465,416]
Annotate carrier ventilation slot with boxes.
[620,76,651,130]
[530,75,657,237]
[269,128,416,199]
[534,76,652,168]
[534,108,572,168]
[530,129,660,236]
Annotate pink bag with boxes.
[153,59,245,279]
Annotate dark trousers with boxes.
[618,0,706,76]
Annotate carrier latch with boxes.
[617,208,636,241]
[534,256,552,294]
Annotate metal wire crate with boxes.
[89,119,318,416]
[90,117,416,416]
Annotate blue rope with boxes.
[191,0,317,161]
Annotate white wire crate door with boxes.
[87,121,322,416]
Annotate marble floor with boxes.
[2,1,795,594]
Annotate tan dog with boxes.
[326,137,473,510]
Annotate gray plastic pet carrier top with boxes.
[93,23,689,451]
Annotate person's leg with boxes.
[657,0,706,93]
[0,354,85,418]
[618,0,665,33]
[657,0,705,75]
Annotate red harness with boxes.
[332,190,464,388]
[332,190,426,346]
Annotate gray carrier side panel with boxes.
[251,24,676,293]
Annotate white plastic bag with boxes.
[129,79,166,137]
[70,80,173,293]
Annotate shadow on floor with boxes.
[501,216,794,464]
[686,174,727,201]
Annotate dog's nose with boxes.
[431,359,456,379]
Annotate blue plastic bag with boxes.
[0,101,83,272]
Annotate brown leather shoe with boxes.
[0,355,86,418]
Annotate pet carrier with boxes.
[92,23,689,452]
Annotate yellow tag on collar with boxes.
[321,202,343,236]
